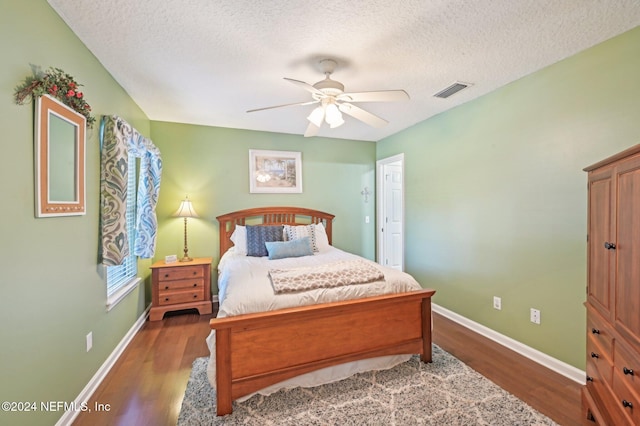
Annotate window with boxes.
[100,116,161,310]
[105,154,139,310]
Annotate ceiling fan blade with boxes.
[284,78,325,97]
[338,90,409,103]
[247,100,317,113]
[338,103,388,128]
[304,121,320,137]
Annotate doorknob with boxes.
[604,242,616,250]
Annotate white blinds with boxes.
[106,154,137,296]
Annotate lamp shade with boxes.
[306,106,325,127]
[324,103,344,128]
[174,197,199,218]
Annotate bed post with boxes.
[324,218,333,245]
[216,328,233,416]
[421,297,432,363]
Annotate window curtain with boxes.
[100,115,162,266]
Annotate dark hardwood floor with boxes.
[72,309,584,426]
[72,310,216,426]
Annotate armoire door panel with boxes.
[587,172,614,319]
[614,162,640,344]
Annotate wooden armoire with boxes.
[583,144,640,425]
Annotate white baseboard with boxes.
[56,305,151,426]
[432,303,585,384]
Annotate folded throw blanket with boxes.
[268,259,385,294]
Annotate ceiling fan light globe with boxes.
[307,106,325,127]
[329,116,345,128]
[325,103,343,126]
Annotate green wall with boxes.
[149,122,377,282]
[0,2,151,425]
[377,26,640,370]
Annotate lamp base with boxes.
[179,256,193,262]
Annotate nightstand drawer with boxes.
[158,278,204,292]
[158,266,203,281]
[158,288,205,306]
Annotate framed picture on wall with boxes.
[249,149,302,193]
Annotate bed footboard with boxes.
[209,289,435,416]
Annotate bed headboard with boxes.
[216,206,335,255]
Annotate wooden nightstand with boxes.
[149,257,213,321]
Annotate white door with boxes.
[377,155,404,271]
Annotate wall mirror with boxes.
[35,94,86,217]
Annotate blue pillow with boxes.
[246,225,283,257]
[265,236,313,260]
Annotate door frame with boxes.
[376,153,405,270]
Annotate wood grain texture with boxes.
[210,289,435,415]
[216,206,335,255]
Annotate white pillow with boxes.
[284,224,318,252]
[229,225,247,255]
[314,222,330,251]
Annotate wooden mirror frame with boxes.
[35,95,86,217]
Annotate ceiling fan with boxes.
[247,59,410,137]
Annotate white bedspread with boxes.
[206,246,422,400]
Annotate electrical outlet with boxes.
[86,332,93,352]
[530,308,541,324]
[493,296,501,310]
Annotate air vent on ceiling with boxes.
[433,81,471,99]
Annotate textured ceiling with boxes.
[48,0,640,142]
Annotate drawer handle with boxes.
[604,242,616,250]
[165,297,170,302]
[165,286,169,290]
[193,283,198,287]
[586,376,594,382]
[591,328,600,334]
[623,367,634,376]
[591,352,599,359]
[193,294,198,298]
[193,271,197,275]
[164,273,169,278]
[622,400,633,409]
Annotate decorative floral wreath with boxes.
[14,65,96,127]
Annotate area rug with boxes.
[177,345,557,425]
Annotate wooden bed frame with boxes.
[210,206,435,416]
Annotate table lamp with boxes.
[174,195,198,262]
